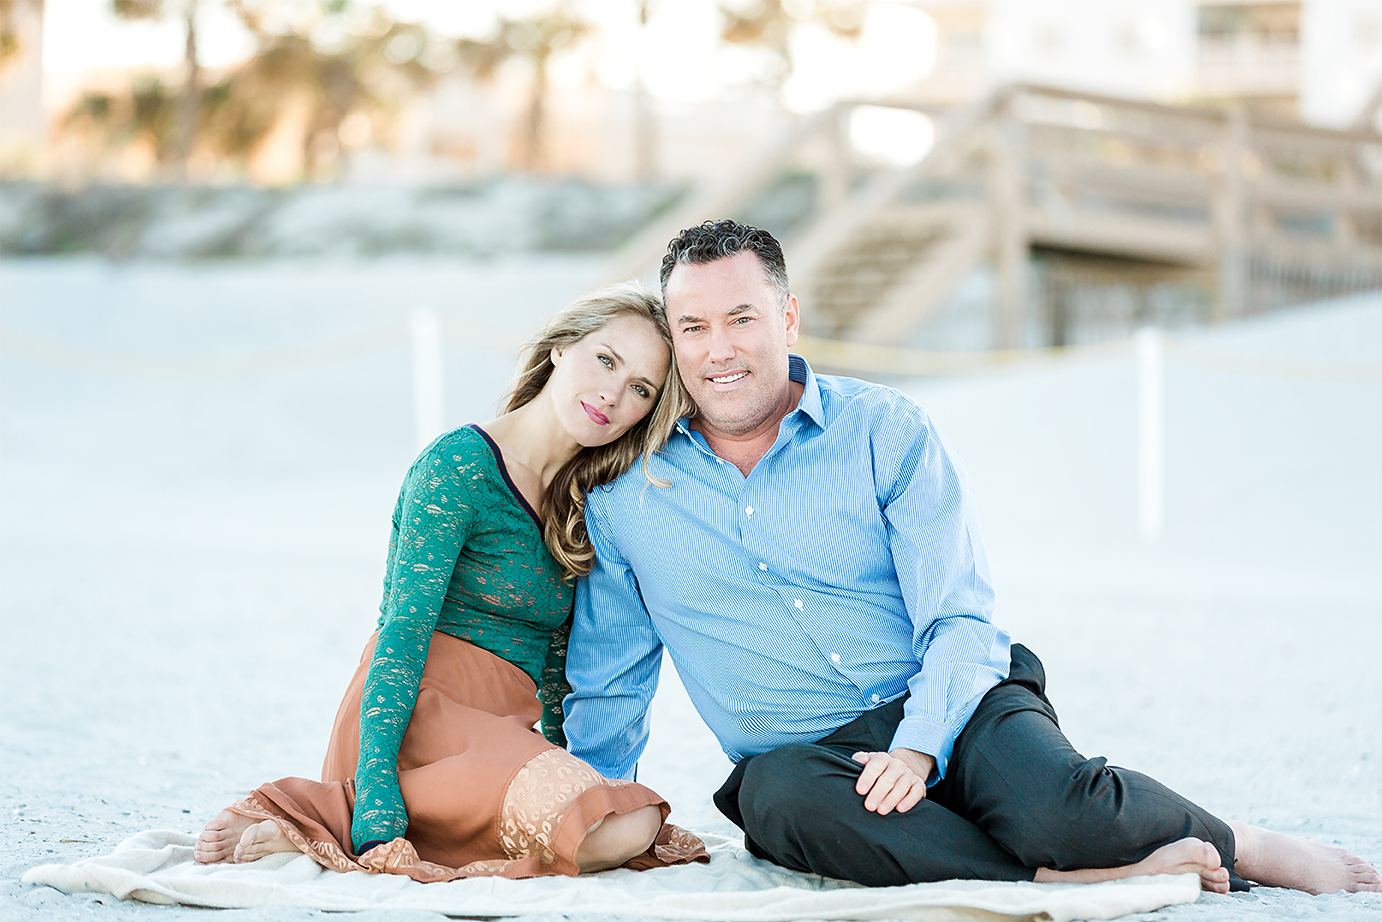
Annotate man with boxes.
[564,219,1380,895]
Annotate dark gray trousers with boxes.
[714,643,1245,888]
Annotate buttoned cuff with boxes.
[887,717,956,785]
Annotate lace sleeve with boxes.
[352,444,476,852]
[538,615,572,748]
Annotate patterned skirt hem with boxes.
[229,754,707,882]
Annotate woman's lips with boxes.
[582,402,609,425]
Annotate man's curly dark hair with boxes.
[659,219,791,310]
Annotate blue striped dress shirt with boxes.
[565,355,1011,783]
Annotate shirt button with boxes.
[745,506,754,516]
[872,694,881,703]
[831,653,840,663]
[794,599,803,609]
[758,563,768,571]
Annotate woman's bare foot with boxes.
[232,819,301,863]
[1230,821,1382,894]
[1035,838,1231,893]
[195,810,255,864]
[194,809,301,864]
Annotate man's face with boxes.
[665,250,800,440]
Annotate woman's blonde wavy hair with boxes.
[505,281,694,581]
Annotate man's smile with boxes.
[709,371,748,385]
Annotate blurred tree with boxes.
[632,0,656,180]
[719,0,864,89]
[0,1,20,71]
[0,0,39,75]
[111,0,204,179]
[210,3,436,178]
[62,1,439,181]
[454,3,591,172]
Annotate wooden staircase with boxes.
[604,83,1382,352]
[806,202,988,342]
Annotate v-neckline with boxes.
[468,424,544,532]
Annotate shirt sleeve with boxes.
[875,400,1010,782]
[352,447,476,853]
[538,615,572,748]
[563,498,664,781]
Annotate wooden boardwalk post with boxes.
[410,307,445,452]
[1136,327,1164,542]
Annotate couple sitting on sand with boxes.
[196,219,1381,896]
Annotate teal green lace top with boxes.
[351,424,574,853]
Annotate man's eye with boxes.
[682,325,702,334]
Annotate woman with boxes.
[194,282,706,881]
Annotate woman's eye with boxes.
[633,385,650,398]
[598,354,613,367]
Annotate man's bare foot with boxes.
[1136,838,1232,894]
[194,809,301,864]
[1035,838,1231,893]
[1230,821,1382,894]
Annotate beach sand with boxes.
[1,258,1378,921]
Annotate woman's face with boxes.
[547,313,671,448]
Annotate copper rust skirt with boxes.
[221,631,707,881]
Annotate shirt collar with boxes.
[788,354,826,430]
[675,354,825,440]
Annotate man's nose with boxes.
[707,325,735,362]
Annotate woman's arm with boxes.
[352,445,476,853]
[538,615,573,748]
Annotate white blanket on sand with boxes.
[24,829,1199,921]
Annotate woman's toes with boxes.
[232,819,299,863]
[194,809,245,864]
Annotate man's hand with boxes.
[852,748,935,815]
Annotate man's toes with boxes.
[1202,866,1230,889]
[1345,855,1382,892]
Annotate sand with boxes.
[1,257,1378,921]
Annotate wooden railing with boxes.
[604,83,1382,352]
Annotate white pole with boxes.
[410,307,444,452]
[1135,327,1163,542]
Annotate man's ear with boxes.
[783,293,801,348]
